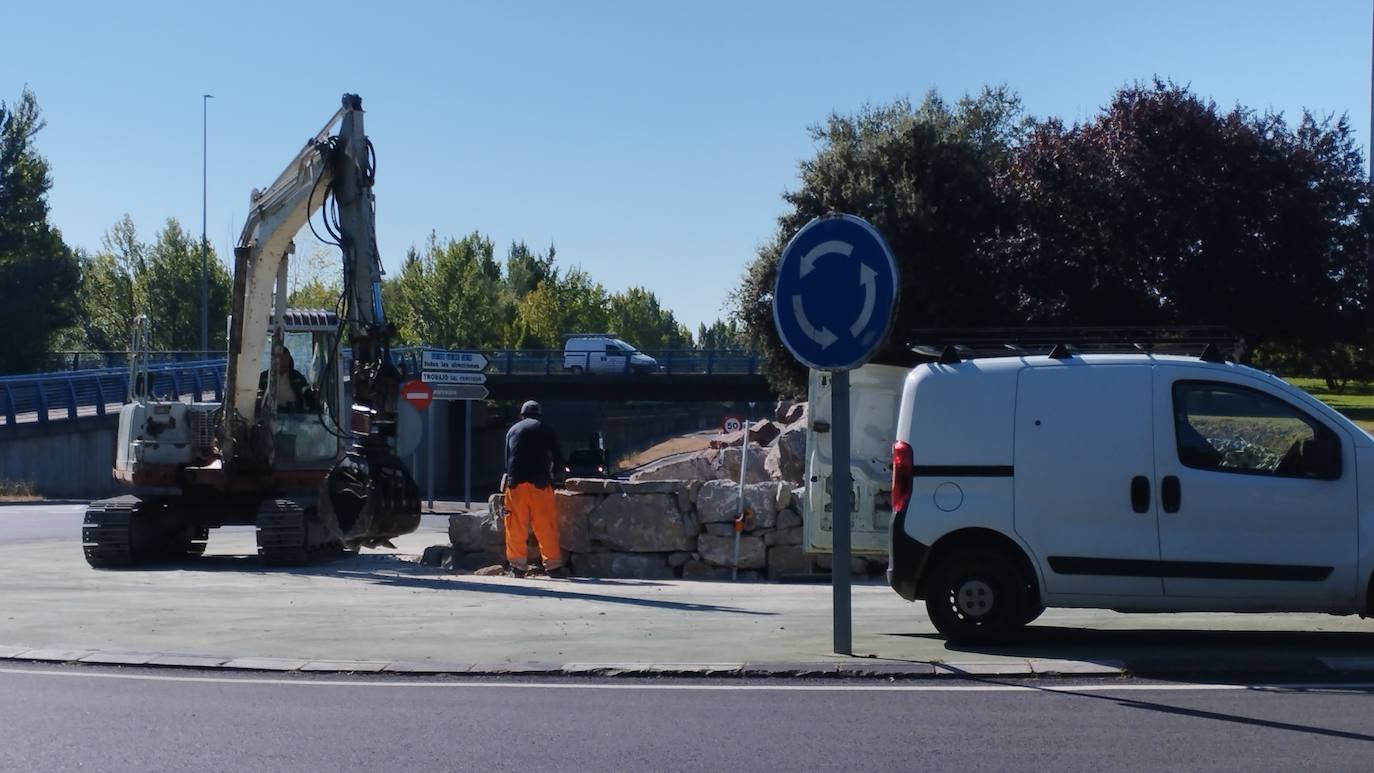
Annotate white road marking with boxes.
[0,666,1370,694]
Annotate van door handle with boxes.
[1161,475,1181,513]
[1130,476,1150,513]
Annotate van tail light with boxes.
[892,441,914,514]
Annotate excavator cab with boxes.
[258,311,346,467]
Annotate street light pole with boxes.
[201,93,214,358]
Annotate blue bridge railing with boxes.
[3,348,759,427]
[0,359,226,426]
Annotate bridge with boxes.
[1,348,775,427]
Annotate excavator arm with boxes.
[224,93,419,548]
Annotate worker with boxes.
[503,400,567,578]
[258,348,317,413]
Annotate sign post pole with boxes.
[771,213,898,659]
[427,407,435,512]
[830,370,852,654]
[464,400,473,509]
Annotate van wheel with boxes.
[924,550,1029,645]
[569,366,584,375]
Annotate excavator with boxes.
[82,94,422,567]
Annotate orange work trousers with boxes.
[503,482,562,570]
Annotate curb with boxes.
[4,646,1371,680]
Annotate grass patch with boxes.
[1286,377,1374,431]
[0,479,39,502]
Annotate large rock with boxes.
[781,401,806,425]
[777,507,802,530]
[554,490,597,554]
[698,533,766,569]
[563,478,620,494]
[765,422,807,486]
[682,560,729,579]
[571,552,675,579]
[714,445,770,484]
[629,454,715,482]
[696,481,784,528]
[765,526,803,546]
[710,420,782,449]
[588,493,696,552]
[448,511,503,552]
[767,544,814,579]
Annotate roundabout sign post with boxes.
[773,214,899,655]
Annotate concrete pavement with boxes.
[4,503,1374,676]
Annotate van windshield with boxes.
[612,339,636,352]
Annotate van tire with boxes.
[924,550,1029,645]
[569,366,584,375]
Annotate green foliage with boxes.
[988,81,1371,351]
[286,244,342,310]
[735,86,1026,394]
[0,87,80,371]
[696,318,742,350]
[607,287,692,350]
[142,218,231,350]
[736,81,1374,395]
[511,268,611,348]
[388,231,507,348]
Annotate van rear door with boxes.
[803,364,908,555]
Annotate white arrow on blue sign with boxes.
[421,371,487,385]
[421,349,488,372]
[772,214,899,371]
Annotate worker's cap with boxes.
[521,400,542,417]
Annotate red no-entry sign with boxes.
[401,379,433,411]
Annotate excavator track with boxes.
[83,498,211,568]
[256,499,344,567]
[82,497,139,568]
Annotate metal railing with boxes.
[393,348,759,377]
[4,348,758,427]
[0,359,226,426]
[41,350,228,372]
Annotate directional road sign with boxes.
[421,349,488,372]
[400,379,433,411]
[772,214,899,371]
[431,384,489,401]
[421,371,487,385]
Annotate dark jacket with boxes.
[505,417,564,488]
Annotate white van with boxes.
[804,345,1374,644]
[563,334,660,375]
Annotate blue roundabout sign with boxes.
[772,214,899,371]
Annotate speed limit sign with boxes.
[722,416,743,434]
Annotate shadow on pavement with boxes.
[887,625,1374,676]
[346,571,775,615]
[1019,679,1374,744]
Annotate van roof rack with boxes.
[562,332,619,339]
[904,326,1241,365]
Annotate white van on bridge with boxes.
[563,334,660,375]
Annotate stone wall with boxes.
[440,477,886,581]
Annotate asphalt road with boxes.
[2,665,1373,772]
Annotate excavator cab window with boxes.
[258,331,344,465]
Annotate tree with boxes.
[74,215,147,351]
[0,87,80,371]
[142,218,231,351]
[985,81,1372,354]
[388,232,506,348]
[734,87,1027,392]
[696,318,742,350]
[287,243,343,310]
[511,268,611,348]
[607,286,692,350]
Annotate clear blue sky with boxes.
[4,0,1371,333]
